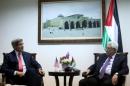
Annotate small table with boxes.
[49,71,80,86]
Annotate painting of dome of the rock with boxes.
[41,0,102,39]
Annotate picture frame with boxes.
[38,0,105,44]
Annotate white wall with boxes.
[0,0,130,86]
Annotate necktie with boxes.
[99,58,110,79]
[18,53,23,72]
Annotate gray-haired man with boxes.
[79,42,129,86]
[1,38,44,86]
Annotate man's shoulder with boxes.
[115,53,127,60]
[22,51,31,55]
[6,50,15,56]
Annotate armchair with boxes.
[82,52,128,86]
[0,53,41,86]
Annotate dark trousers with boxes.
[6,69,44,86]
[79,74,123,86]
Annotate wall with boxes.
[0,0,130,86]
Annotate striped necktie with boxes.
[99,58,111,79]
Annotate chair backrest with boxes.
[93,52,128,86]
[3,53,37,60]
[94,52,128,63]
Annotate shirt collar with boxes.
[15,50,22,56]
[108,53,116,59]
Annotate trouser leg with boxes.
[79,77,99,86]
[100,74,113,86]
[25,70,43,86]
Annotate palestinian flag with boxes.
[102,0,123,52]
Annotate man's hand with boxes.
[38,68,45,76]
[83,69,91,76]
[85,69,91,75]
[16,71,24,77]
[112,74,118,85]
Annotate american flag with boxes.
[54,57,59,68]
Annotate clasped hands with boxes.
[16,68,45,77]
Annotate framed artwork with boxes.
[38,0,105,44]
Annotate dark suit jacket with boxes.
[88,53,129,77]
[1,50,42,77]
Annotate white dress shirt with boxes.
[100,54,116,75]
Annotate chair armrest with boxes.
[82,72,86,77]
[82,72,94,78]
[2,73,6,84]
[82,72,88,78]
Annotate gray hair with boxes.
[11,38,23,49]
[107,41,118,50]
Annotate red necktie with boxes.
[18,53,23,72]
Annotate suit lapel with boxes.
[111,54,119,74]
[22,52,27,65]
[99,54,108,69]
[12,51,18,63]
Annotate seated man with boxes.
[79,42,129,86]
[1,38,45,86]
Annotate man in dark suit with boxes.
[79,42,129,86]
[1,38,45,86]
